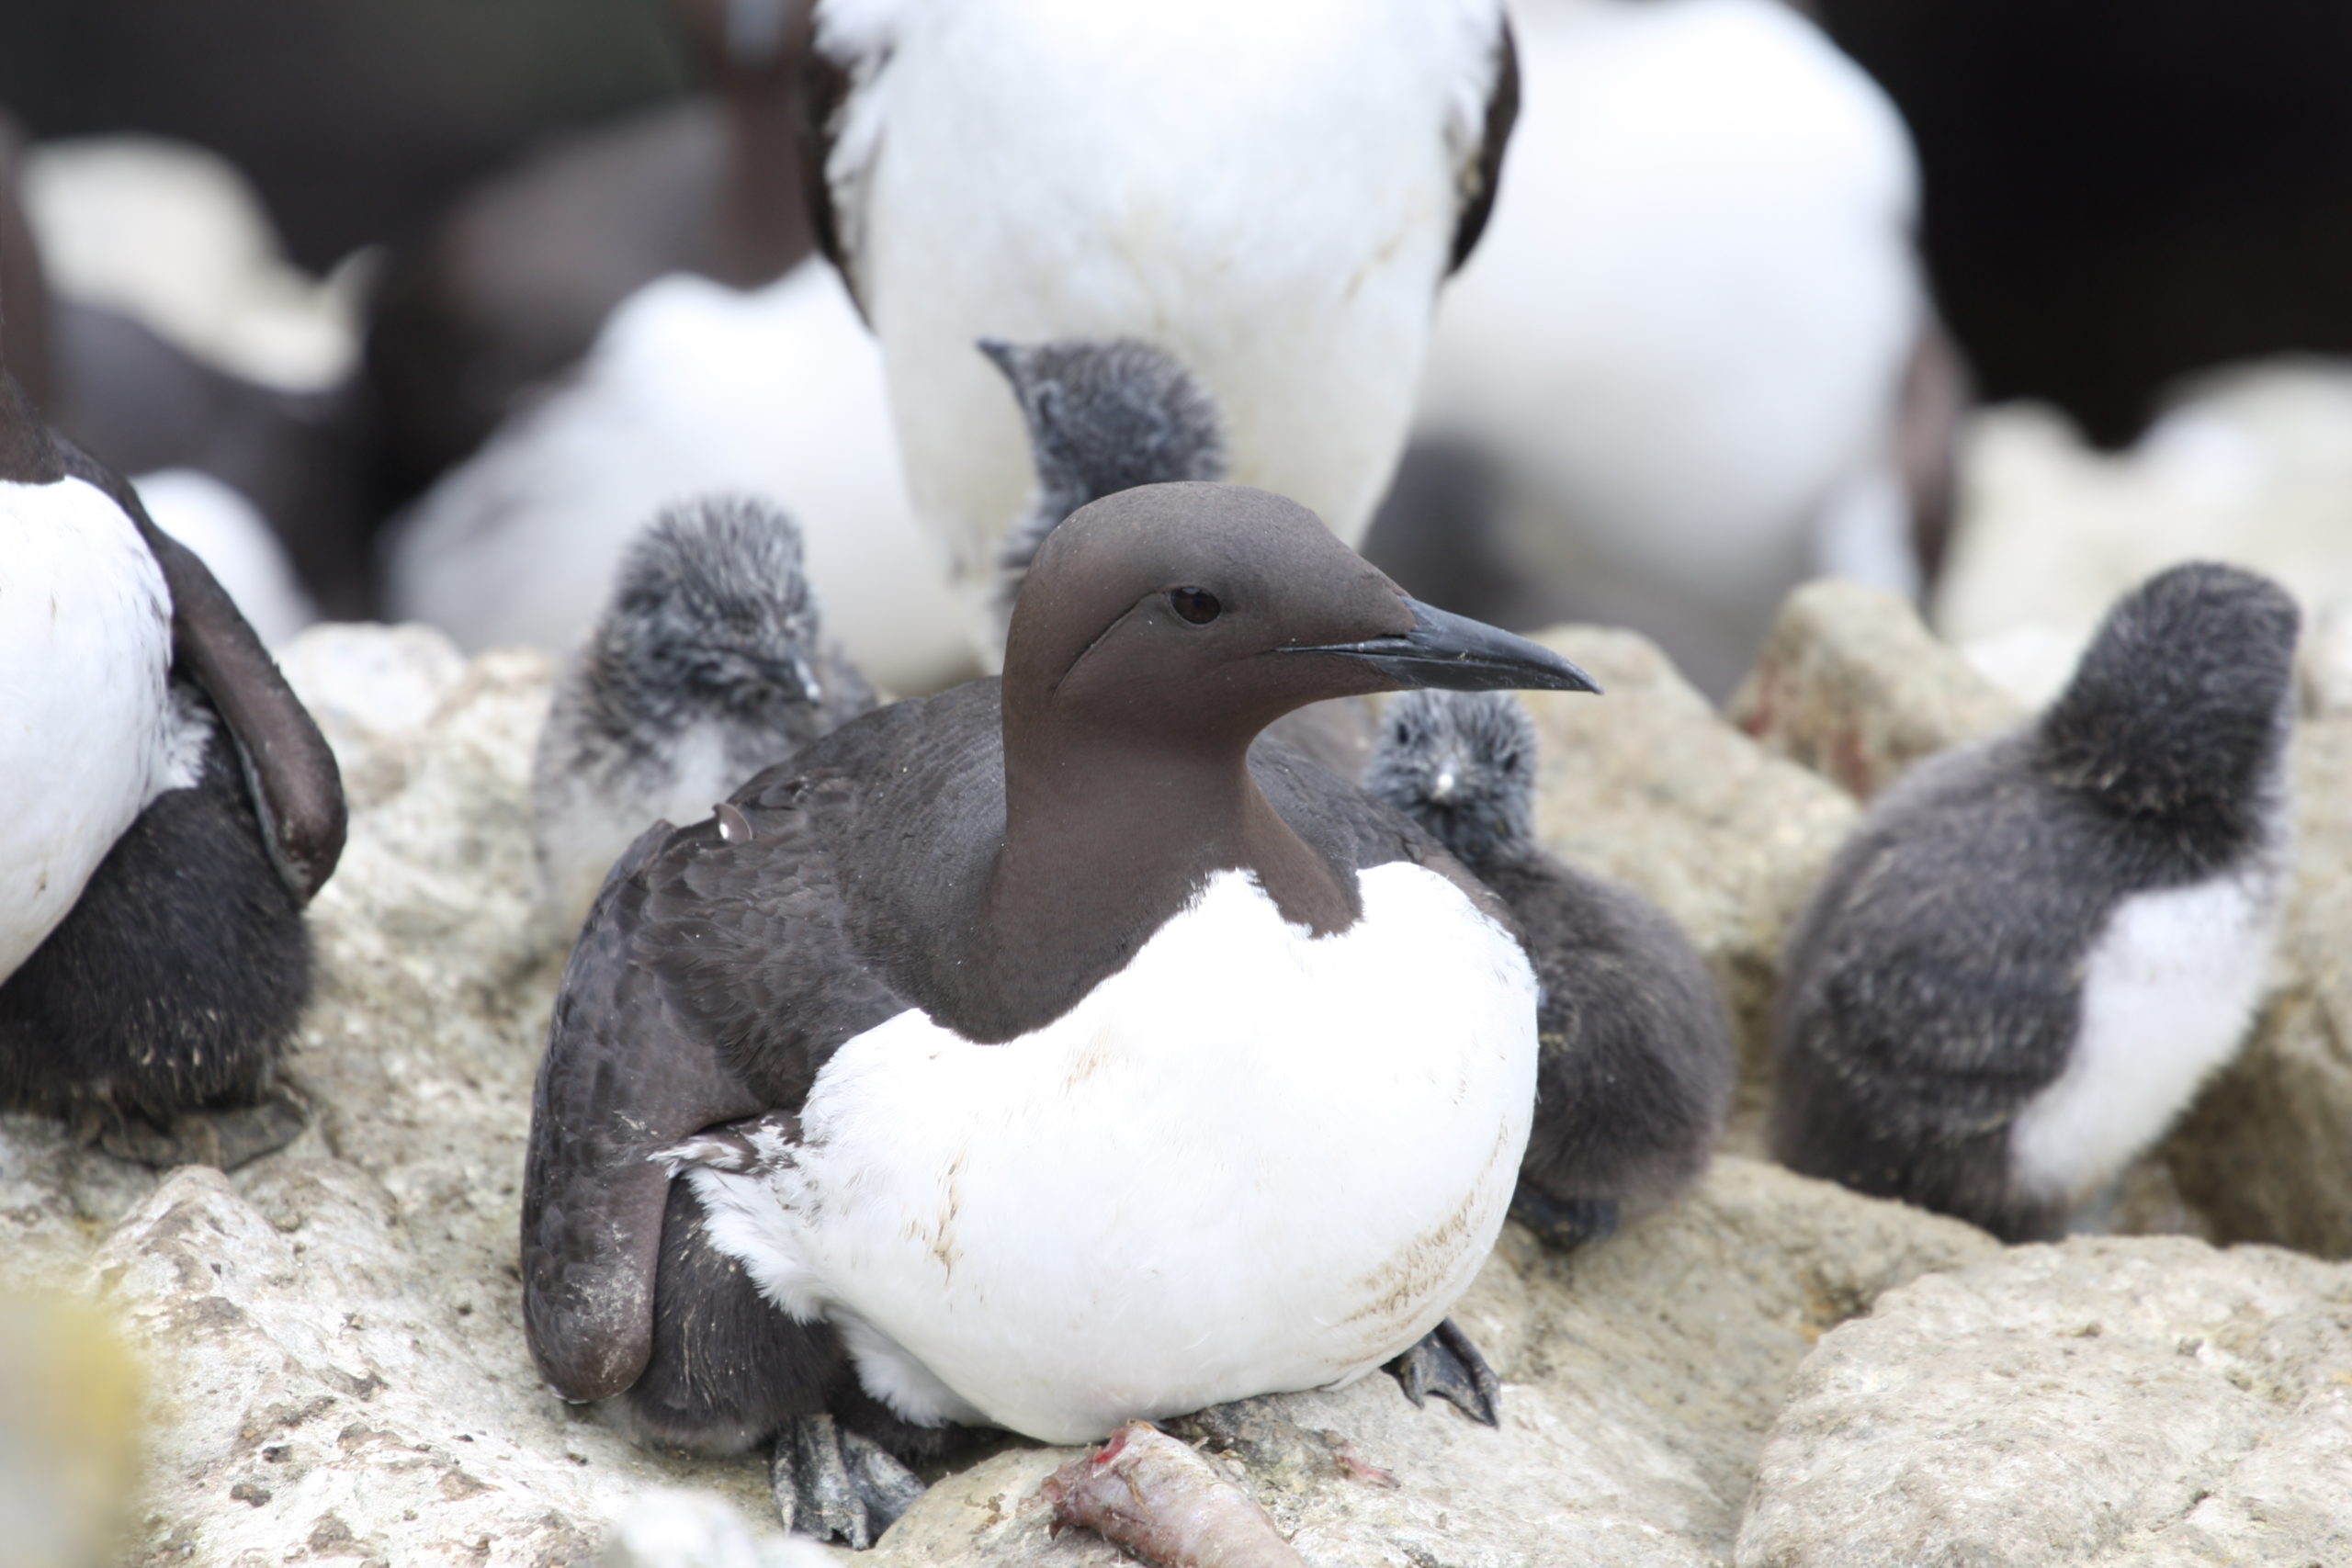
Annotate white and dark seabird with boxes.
[1365,690,1734,1249]
[801,0,1519,616]
[533,494,876,937]
[521,482,1599,1544]
[1770,562,2301,1242]
[0,320,346,1168]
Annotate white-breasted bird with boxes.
[0,318,345,1168]
[802,0,1521,645]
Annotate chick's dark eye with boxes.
[1170,587,1222,625]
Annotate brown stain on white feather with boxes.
[1340,1116,1518,1343]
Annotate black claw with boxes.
[1385,1318,1502,1427]
[772,1413,926,1550]
[1510,1188,1621,1253]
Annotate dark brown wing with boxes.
[1449,17,1521,276]
[519,777,906,1402]
[641,770,910,1103]
[57,438,346,902]
[1250,732,1523,942]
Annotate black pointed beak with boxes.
[1283,598,1601,694]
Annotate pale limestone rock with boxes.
[1938,370,2352,707]
[1735,1238,2352,1568]
[2304,600,2352,717]
[277,621,472,811]
[1521,626,1857,1104]
[1725,578,2021,800]
[99,1165,790,1567]
[871,1159,1993,1568]
[0,1114,166,1293]
[28,615,2344,1568]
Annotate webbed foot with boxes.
[1510,1189,1620,1253]
[1385,1317,1501,1427]
[771,1412,926,1549]
[92,1085,309,1171]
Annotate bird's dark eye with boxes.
[1170,587,1221,625]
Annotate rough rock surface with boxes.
[1519,626,1856,1106]
[1939,373,2352,709]
[871,1159,1992,1568]
[1724,580,2022,801]
[2163,715,2352,1258]
[12,610,2344,1567]
[1736,1238,2352,1568]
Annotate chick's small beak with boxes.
[789,653,823,705]
[754,653,823,704]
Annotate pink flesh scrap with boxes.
[1041,1422,1306,1568]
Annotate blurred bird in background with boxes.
[1394,0,1960,696]
[9,0,2348,687]
[803,0,1521,660]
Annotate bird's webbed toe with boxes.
[1385,1316,1502,1427]
[771,1411,928,1549]
[1510,1187,1621,1253]
[87,1083,309,1171]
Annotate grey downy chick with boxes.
[1770,561,2300,1241]
[983,334,1378,774]
[983,335,1227,640]
[532,494,876,936]
[1365,689,1735,1249]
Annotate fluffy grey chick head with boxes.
[589,494,831,734]
[2038,560,2300,842]
[984,336,1229,605]
[1364,689,1541,873]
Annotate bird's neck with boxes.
[941,722,1356,1038]
[710,73,808,287]
[0,372,63,485]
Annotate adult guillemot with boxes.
[532,494,876,938]
[522,481,1596,1543]
[1771,563,2300,1241]
[800,0,1518,610]
[0,318,345,1167]
[1366,689,1734,1249]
